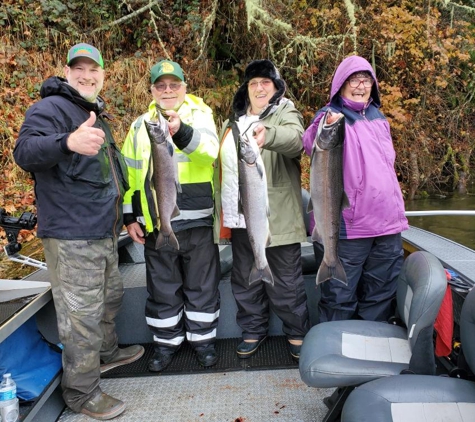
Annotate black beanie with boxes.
[232,59,286,118]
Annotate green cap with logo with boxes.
[67,43,104,68]
[150,60,185,83]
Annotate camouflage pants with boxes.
[42,238,124,412]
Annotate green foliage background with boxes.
[1,0,475,214]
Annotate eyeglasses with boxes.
[347,78,373,88]
[153,82,184,92]
[248,79,273,89]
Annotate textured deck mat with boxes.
[102,336,298,378]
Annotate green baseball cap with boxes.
[67,43,104,68]
[150,60,185,83]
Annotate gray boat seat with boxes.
[341,284,475,422]
[299,251,447,389]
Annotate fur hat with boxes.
[232,59,286,118]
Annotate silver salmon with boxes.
[308,110,349,285]
[238,134,274,285]
[144,114,181,250]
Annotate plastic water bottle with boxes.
[0,374,19,422]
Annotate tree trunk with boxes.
[408,151,420,200]
[457,151,471,195]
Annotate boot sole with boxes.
[81,402,126,420]
[100,347,145,374]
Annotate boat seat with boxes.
[299,251,447,421]
[341,284,475,422]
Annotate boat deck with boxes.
[2,227,474,421]
[402,226,475,288]
[57,369,333,422]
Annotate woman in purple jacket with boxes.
[303,55,408,323]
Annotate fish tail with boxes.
[316,259,347,285]
[155,231,180,251]
[249,264,274,286]
[311,226,322,244]
[171,204,180,219]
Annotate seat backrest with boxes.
[396,251,447,350]
[460,286,475,373]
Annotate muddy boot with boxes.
[100,345,145,374]
[80,392,126,420]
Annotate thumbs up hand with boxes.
[66,112,106,156]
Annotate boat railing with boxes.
[405,210,475,217]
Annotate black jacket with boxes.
[14,77,129,239]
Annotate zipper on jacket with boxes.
[98,115,122,241]
[107,143,121,242]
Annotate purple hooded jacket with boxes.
[303,55,408,239]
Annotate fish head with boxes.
[145,119,168,145]
[238,135,259,165]
[316,110,345,150]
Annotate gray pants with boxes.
[43,238,123,412]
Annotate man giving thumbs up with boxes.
[14,43,143,420]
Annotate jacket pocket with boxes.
[267,184,303,236]
[66,150,111,187]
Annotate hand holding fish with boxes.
[126,221,146,245]
[67,111,105,156]
[325,110,344,125]
[252,123,266,147]
[163,110,181,136]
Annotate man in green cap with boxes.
[14,43,144,420]
[121,59,221,371]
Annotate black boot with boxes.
[195,345,218,367]
[148,346,180,372]
[236,336,267,359]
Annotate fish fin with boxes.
[311,226,323,244]
[249,264,274,286]
[175,180,182,194]
[341,191,350,209]
[307,199,313,213]
[155,231,180,251]
[310,146,315,163]
[171,204,180,219]
[237,196,244,215]
[256,161,265,179]
[266,232,272,248]
[166,140,174,156]
[261,265,274,286]
[316,259,347,286]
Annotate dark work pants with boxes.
[144,226,221,350]
[316,233,404,322]
[231,229,310,341]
